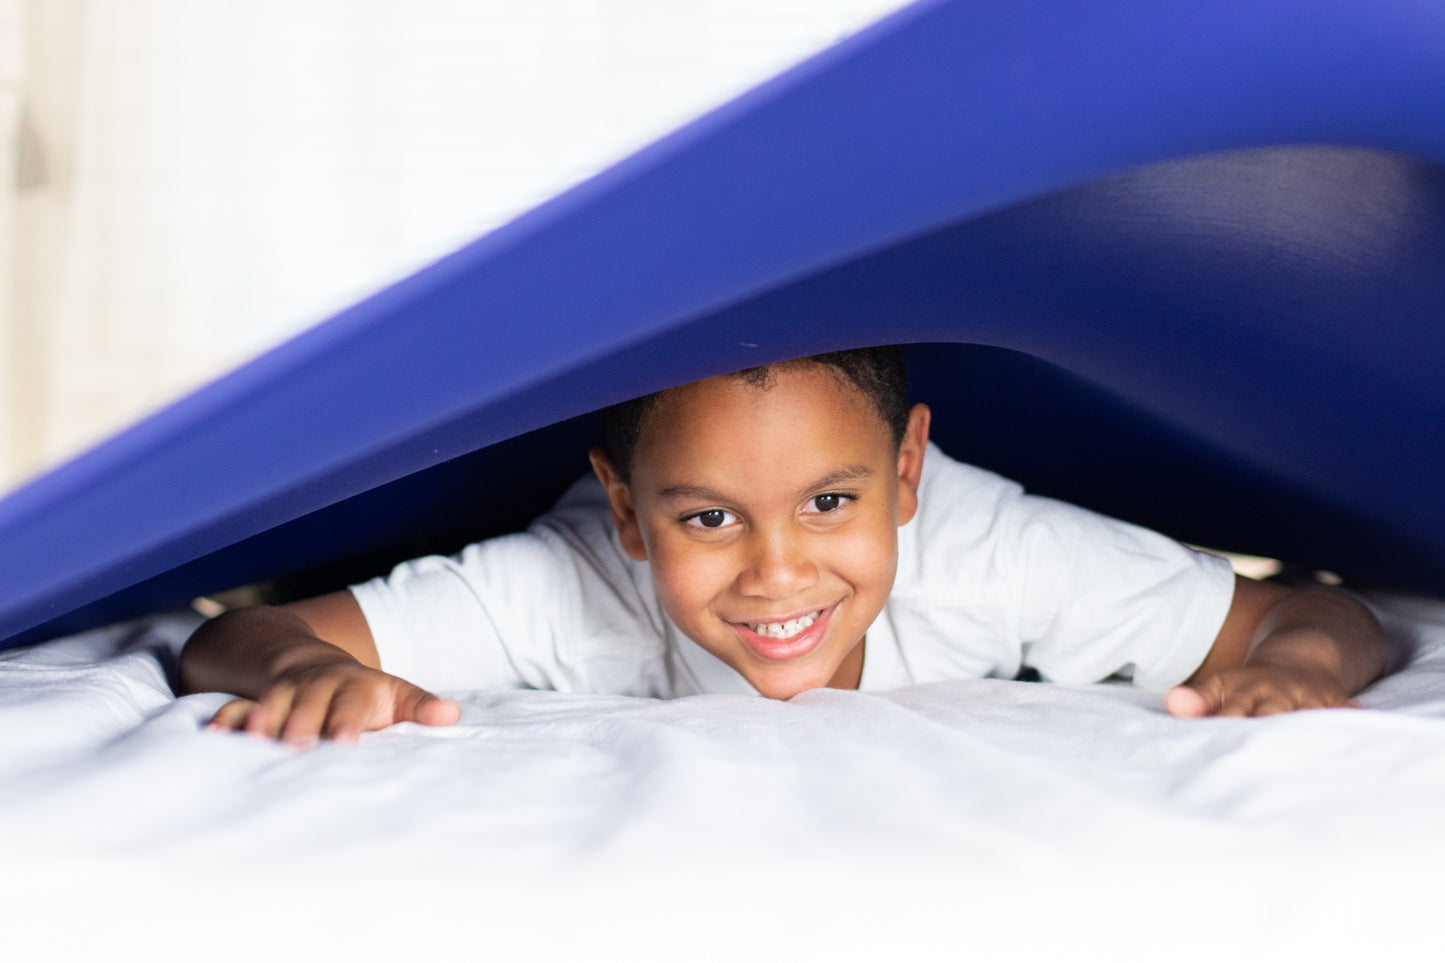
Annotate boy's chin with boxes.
[744,666,836,701]
[752,682,810,701]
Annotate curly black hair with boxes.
[601,346,910,483]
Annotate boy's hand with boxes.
[1164,663,1356,718]
[180,594,459,748]
[207,662,459,747]
[1164,577,1385,719]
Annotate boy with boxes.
[180,348,1387,747]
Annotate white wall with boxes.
[1,0,910,496]
[0,0,22,487]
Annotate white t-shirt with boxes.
[351,444,1236,698]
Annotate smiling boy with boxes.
[180,348,1387,745]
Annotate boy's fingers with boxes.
[1223,693,1271,716]
[1250,697,1293,717]
[246,686,296,740]
[417,696,461,727]
[206,673,459,745]
[323,682,392,743]
[1163,684,1214,718]
[280,680,342,748]
[207,698,256,732]
[1216,683,1267,716]
[1171,668,1360,719]
[394,684,460,728]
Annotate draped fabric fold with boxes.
[4,0,1445,648]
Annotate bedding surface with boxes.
[3,591,1444,958]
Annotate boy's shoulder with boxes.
[912,443,1027,536]
[527,473,645,577]
[918,443,1023,495]
[531,473,621,543]
[894,445,1036,610]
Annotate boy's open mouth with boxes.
[746,609,823,639]
[731,603,838,662]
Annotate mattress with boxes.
[3,589,1443,957]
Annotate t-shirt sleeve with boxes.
[1002,494,1236,690]
[348,476,668,696]
[349,530,578,695]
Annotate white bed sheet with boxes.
[3,592,1445,960]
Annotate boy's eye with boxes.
[804,493,852,514]
[686,509,736,529]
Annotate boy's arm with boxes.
[179,591,458,746]
[1164,575,1387,717]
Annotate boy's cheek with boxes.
[646,541,726,612]
[836,522,900,587]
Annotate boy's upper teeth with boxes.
[747,609,822,639]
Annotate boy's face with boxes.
[592,365,930,699]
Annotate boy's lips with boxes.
[729,602,839,662]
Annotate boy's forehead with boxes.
[633,365,892,469]
[654,365,858,422]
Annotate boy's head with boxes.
[600,347,913,484]
[590,348,931,700]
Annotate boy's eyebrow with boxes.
[657,464,875,504]
[806,464,875,491]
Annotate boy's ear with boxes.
[589,448,649,562]
[895,403,931,526]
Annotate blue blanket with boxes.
[3,0,1444,647]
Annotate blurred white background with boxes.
[0,0,909,497]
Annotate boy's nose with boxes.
[737,531,819,599]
